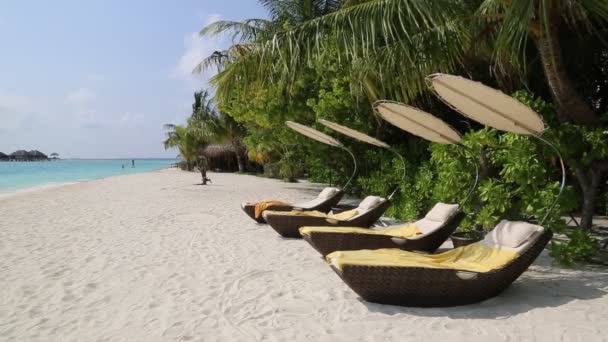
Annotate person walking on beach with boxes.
[197,155,211,185]
[131,159,135,168]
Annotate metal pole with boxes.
[340,146,358,191]
[387,147,407,200]
[459,145,480,204]
[531,135,566,225]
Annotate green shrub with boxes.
[549,229,598,266]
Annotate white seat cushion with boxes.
[356,196,385,212]
[293,197,326,209]
[412,218,445,235]
[483,220,544,249]
[318,187,340,199]
[424,203,459,222]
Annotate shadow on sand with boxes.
[358,259,608,319]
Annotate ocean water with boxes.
[0,159,176,195]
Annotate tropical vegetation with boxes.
[163,0,608,264]
[164,90,247,172]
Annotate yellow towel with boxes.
[327,242,518,273]
[253,201,291,219]
[263,209,359,221]
[263,210,326,217]
[328,209,359,221]
[300,224,420,238]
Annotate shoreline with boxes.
[0,165,174,200]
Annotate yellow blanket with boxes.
[327,242,518,273]
[252,201,291,219]
[300,224,420,238]
[264,209,359,221]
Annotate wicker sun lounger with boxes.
[303,205,465,257]
[264,196,391,238]
[328,223,552,307]
[241,187,344,223]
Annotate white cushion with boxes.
[483,220,543,248]
[424,203,459,222]
[356,196,385,212]
[413,218,444,235]
[318,187,340,199]
[293,197,326,209]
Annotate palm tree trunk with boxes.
[572,161,608,229]
[236,151,246,172]
[533,18,599,126]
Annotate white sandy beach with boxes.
[1,169,608,342]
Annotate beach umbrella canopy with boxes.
[286,121,343,147]
[319,119,406,199]
[428,74,545,135]
[318,119,390,148]
[427,73,562,225]
[285,121,356,189]
[373,101,462,144]
[373,100,480,203]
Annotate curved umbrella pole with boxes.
[531,135,566,225]
[387,147,407,200]
[459,146,480,205]
[338,145,358,191]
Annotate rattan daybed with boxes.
[302,202,465,256]
[241,187,344,223]
[327,221,551,307]
[264,196,391,238]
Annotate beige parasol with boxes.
[428,74,545,135]
[373,101,462,144]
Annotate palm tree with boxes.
[163,124,208,171]
[207,0,606,126]
[188,90,249,172]
[197,0,342,103]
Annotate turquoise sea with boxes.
[0,159,176,194]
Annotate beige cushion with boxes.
[293,198,326,209]
[412,218,444,235]
[318,187,340,199]
[424,203,459,222]
[357,196,385,212]
[483,220,543,248]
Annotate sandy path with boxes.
[1,169,607,342]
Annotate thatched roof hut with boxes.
[0,152,8,160]
[200,144,237,172]
[28,150,48,160]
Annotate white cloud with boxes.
[65,88,97,106]
[171,13,225,88]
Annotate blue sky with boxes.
[0,0,267,158]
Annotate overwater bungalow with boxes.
[9,150,30,161]
[8,150,49,161]
[0,152,8,161]
[28,150,48,160]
